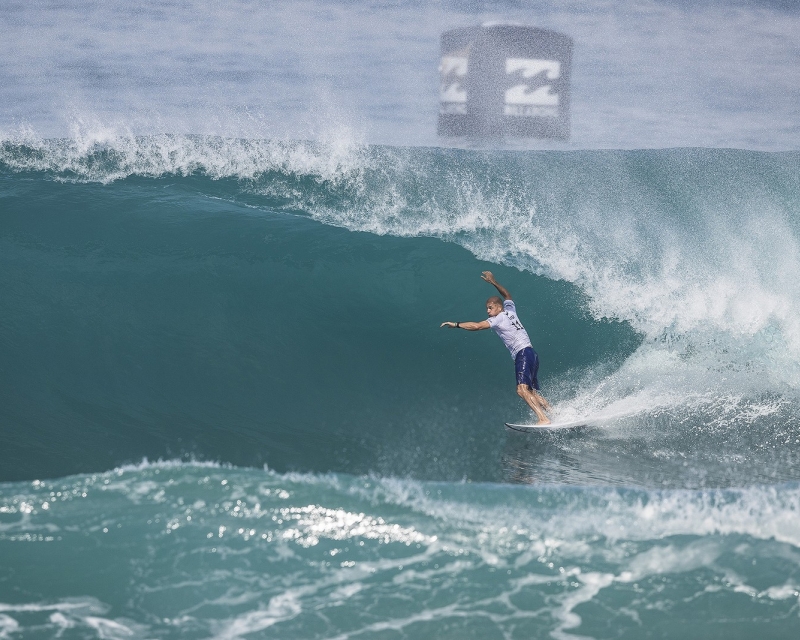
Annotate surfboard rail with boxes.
[504,419,588,432]
[504,412,631,432]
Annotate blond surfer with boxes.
[441,271,551,424]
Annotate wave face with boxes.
[2,135,800,637]
[2,136,800,486]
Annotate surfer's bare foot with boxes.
[538,418,551,425]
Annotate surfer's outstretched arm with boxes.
[440,320,490,331]
[481,271,511,300]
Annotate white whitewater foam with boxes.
[213,592,302,640]
[0,127,369,186]
[296,145,800,418]
[347,474,800,550]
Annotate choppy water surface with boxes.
[3,462,800,639]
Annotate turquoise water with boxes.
[4,462,800,639]
[4,0,800,635]
[2,137,800,637]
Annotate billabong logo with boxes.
[504,58,561,117]
[439,55,468,114]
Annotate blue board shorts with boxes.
[515,346,540,391]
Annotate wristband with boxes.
[455,322,460,328]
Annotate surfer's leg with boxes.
[535,391,551,411]
[515,347,550,423]
[528,349,551,410]
[517,384,550,424]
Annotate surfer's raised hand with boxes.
[482,271,511,300]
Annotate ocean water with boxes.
[3,1,800,638]
[3,0,800,149]
[3,136,800,638]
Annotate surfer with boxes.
[441,271,551,424]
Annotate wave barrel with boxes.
[438,24,573,140]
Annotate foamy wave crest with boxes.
[301,148,800,343]
[294,147,800,404]
[112,457,228,473]
[346,475,800,549]
[0,125,369,185]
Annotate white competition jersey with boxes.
[487,299,532,358]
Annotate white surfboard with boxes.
[504,412,628,432]
[504,418,590,432]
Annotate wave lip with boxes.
[0,129,370,184]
